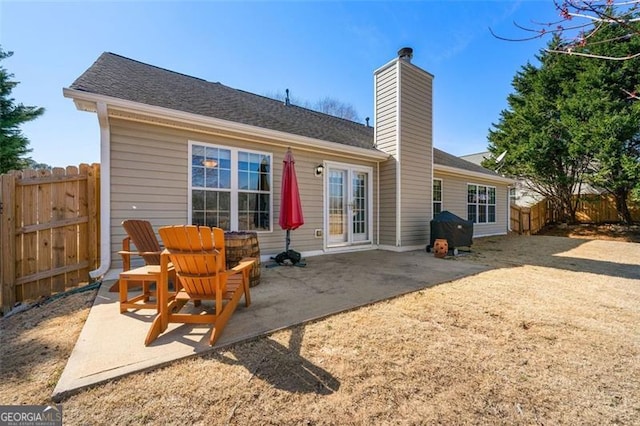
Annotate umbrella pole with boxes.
[285,229,291,252]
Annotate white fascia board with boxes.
[63,88,390,161]
[434,164,516,185]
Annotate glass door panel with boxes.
[352,171,368,242]
[328,169,348,244]
[326,166,370,246]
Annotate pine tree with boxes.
[0,46,44,174]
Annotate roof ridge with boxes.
[104,52,369,129]
[103,51,209,83]
[212,85,370,128]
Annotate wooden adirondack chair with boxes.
[120,219,162,269]
[116,220,168,313]
[145,225,255,346]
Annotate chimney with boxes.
[374,48,433,248]
[397,47,413,63]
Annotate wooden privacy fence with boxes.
[0,164,100,314]
[510,199,552,235]
[511,194,640,235]
[575,194,640,223]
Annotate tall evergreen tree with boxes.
[0,46,44,174]
[577,10,640,223]
[486,36,591,222]
[487,8,640,224]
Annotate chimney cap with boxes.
[398,47,413,61]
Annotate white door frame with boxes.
[323,161,374,249]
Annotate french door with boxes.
[325,163,372,247]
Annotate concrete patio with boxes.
[52,249,488,401]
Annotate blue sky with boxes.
[1,1,557,167]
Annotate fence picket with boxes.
[0,164,100,314]
[51,167,67,293]
[511,195,640,235]
[37,168,53,298]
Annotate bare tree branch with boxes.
[491,0,640,61]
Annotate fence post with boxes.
[86,163,99,274]
[1,173,17,314]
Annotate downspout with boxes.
[507,185,513,232]
[376,161,380,247]
[89,102,111,279]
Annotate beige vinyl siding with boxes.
[375,63,398,156]
[109,119,378,269]
[434,171,509,238]
[110,120,187,269]
[375,62,399,246]
[378,158,397,246]
[398,61,433,246]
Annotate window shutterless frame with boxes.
[188,141,273,232]
[467,183,496,224]
[433,178,443,217]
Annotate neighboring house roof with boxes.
[459,151,490,166]
[69,52,503,179]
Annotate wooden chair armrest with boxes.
[118,250,162,257]
[229,257,257,275]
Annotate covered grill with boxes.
[427,211,473,253]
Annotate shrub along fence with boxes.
[0,164,100,314]
[510,194,640,235]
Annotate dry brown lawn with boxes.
[1,229,639,425]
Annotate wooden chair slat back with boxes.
[158,225,226,296]
[122,220,162,265]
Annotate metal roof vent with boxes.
[284,88,291,106]
[398,47,413,62]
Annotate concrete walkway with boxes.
[52,249,488,401]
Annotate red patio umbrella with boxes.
[276,148,305,265]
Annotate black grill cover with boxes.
[430,211,473,248]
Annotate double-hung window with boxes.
[189,142,272,232]
[433,179,443,216]
[467,184,496,223]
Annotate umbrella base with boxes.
[266,250,306,268]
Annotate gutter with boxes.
[89,101,111,279]
[62,88,389,161]
[434,164,516,184]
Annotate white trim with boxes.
[378,243,425,252]
[435,164,515,184]
[467,183,497,224]
[89,102,111,279]
[395,60,402,247]
[376,161,380,247]
[323,161,374,248]
[188,141,273,232]
[473,231,509,238]
[63,88,389,161]
[323,243,375,255]
[433,178,443,218]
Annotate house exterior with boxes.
[461,151,603,208]
[64,49,513,279]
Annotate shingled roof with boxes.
[433,148,500,177]
[69,52,375,150]
[69,52,499,177]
